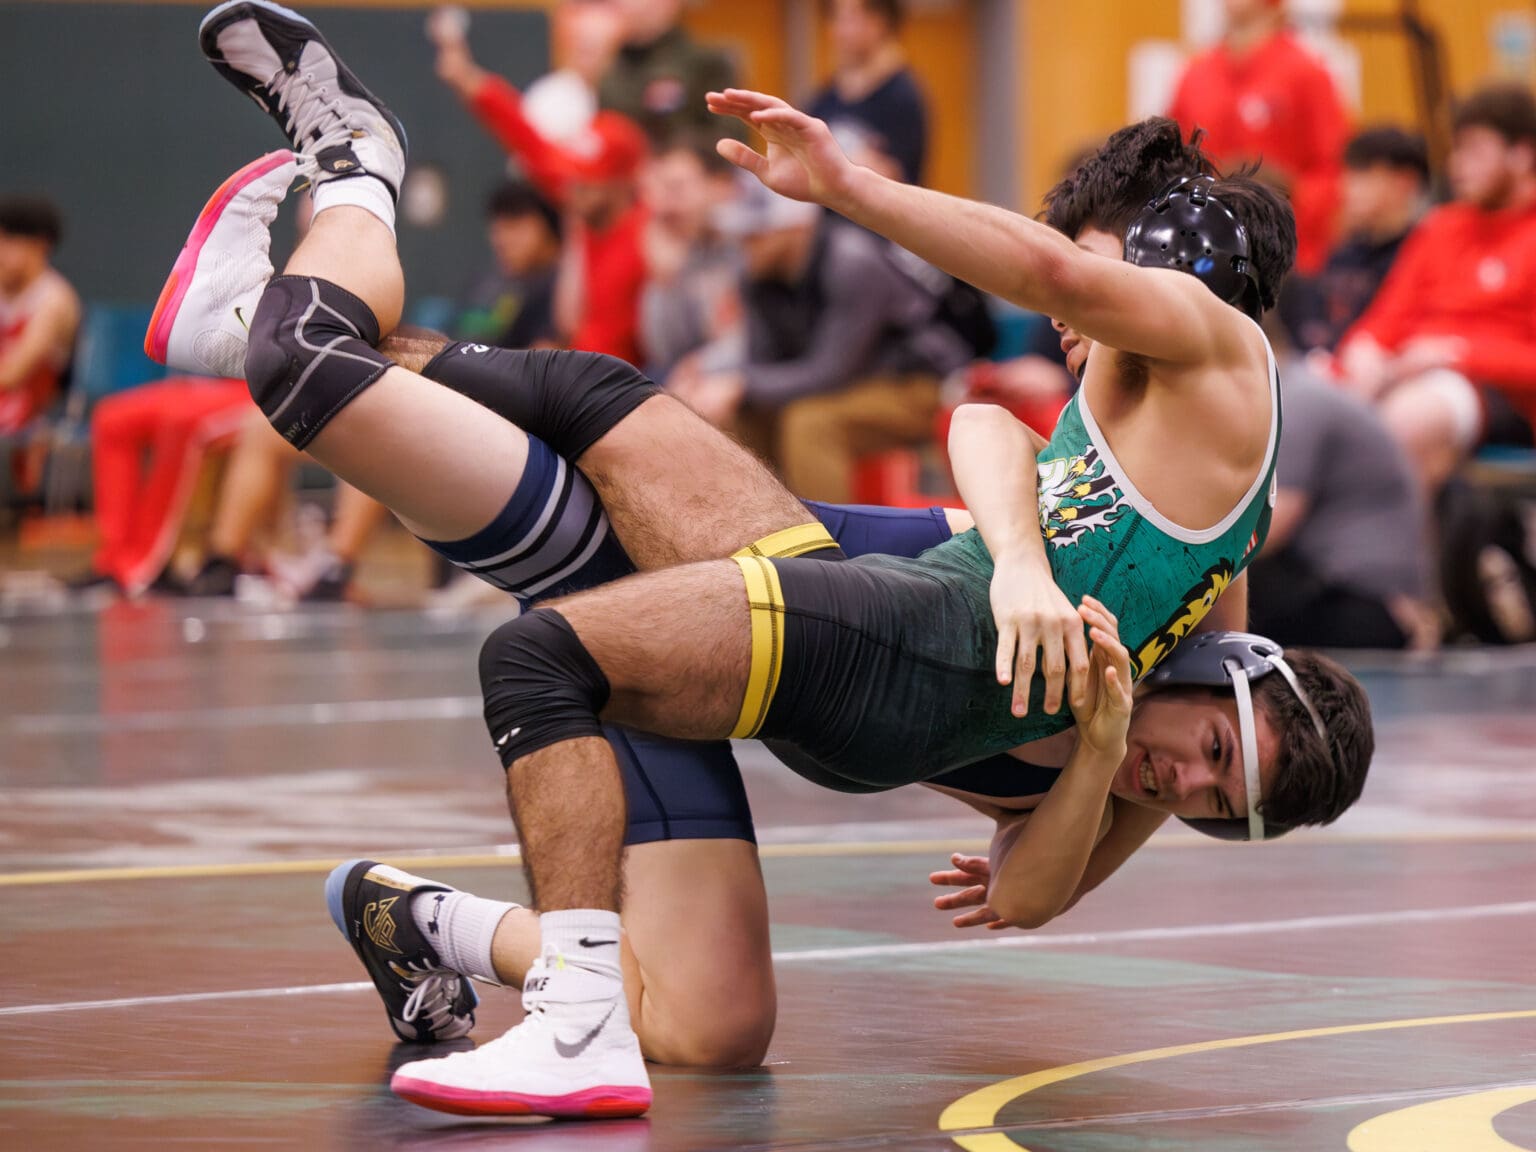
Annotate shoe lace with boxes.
[267,68,350,149]
[396,961,464,1030]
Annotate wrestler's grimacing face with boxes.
[1052,228,1121,380]
[1108,690,1280,821]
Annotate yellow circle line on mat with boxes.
[938,1009,1536,1152]
[1346,1084,1536,1151]
[0,839,992,888]
[2,826,1534,888]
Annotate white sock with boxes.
[539,909,624,984]
[312,175,397,236]
[410,887,517,983]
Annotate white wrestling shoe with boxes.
[144,149,297,378]
[199,0,407,198]
[391,947,652,1118]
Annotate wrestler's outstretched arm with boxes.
[707,89,1251,371]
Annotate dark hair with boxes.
[485,181,561,240]
[1453,82,1536,147]
[649,126,737,178]
[1255,650,1373,830]
[1042,117,1296,314]
[1043,118,1215,240]
[1343,126,1430,183]
[824,0,903,32]
[0,197,63,247]
[1204,172,1296,313]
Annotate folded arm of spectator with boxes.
[740,245,898,407]
[1452,335,1536,394]
[1334,227,1435,393]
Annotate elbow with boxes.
[949,401,1013,441]
[988,887,1059,931]
[948,401,1022,457]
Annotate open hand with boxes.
[706,89,859,211]
[929,853,1009,930]
[1069,596,1133,758]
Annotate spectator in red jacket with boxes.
[1336,84,1536,498]
[433,20,650,364]
[1168,0,1349,274]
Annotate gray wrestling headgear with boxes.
[1139,631,1331,842]
[1122,177,1263,319]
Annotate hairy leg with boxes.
[486,839,776,1066]
[380,330,820,569]
[492,562,753,914]
[578,394,819,568]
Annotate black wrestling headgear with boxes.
[1140,631,1332,842]
[1122,177,1263,319]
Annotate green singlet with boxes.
[756,338,1280,784]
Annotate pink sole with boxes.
[390,1074,652,1119]
[144,149,294,364]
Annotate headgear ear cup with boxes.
[1122,177,1264,319]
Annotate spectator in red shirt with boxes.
[1336,84,1536,498]
[0,198,79,437]
[1168,0,1349,275]
[433,21,650,364]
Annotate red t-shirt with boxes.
[469,76,647,363]
[1168,31,1349,275]
[1340,201,1536,427]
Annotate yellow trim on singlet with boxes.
[731,522,838,560]
[730,555,786,739]
[726,522,837,739]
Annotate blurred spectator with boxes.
[0,197,80,436]
[808,0,928,185]
[1282,126,1430,356]
[433,24,650,363]
[66,378,249,596]
[429,4,622,145]
[182,411,388,601]
[1247,367,1437,650]
[1168,0,1349,274]
[640,130,744,382]
[678,181,970,502]
[1336,83,1536,499]
[454,181,561,349]
[600,0,739,140]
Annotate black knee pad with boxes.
[423,344,660,460]
[244,275,392,449]
[479,608,612,768]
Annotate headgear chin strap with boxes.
[1138,632,1331,842]
[1122,177,1263,319]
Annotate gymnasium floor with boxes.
[3,600,1535,1151]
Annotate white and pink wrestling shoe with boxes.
[390,945,652,1119]
[144,149,298,378]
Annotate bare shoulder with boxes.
[38,271,82,328]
